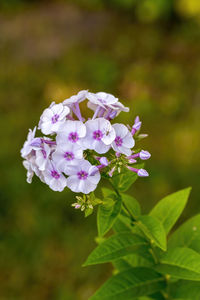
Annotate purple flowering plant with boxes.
[21,91,200,300]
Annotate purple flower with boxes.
[38,102,70,135]
[52,143,83,172]
[42,161,67,192]
[21,127,37,158]
[83,118,116,154]
[63,90,88,121]
[111,123,135,156]
[65,160,100,194]
[56,120,86,148]
[35,143,51,171]
[87,92,129,119]
[63,90,88,106]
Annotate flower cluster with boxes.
[21,91,150,194]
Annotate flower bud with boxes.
[99,157,109,166]
[139,150,151,160]
[137,169,149,177]
[109,166,116,177]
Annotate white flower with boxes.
[56,120,86,148]
[38,102,70,135]
[21,127,38,158]
[23,160,35,183]
[23,153,43,183]
[87,92,118,108]
[82,118,116,154]
[63,90,88,107]
[35,143,51,171]
[87,92,129,118]
[42,161,67,192]
[52,143,83,173]
[110,101,129,113]
[111,123,135,156]
[65,160,100,194]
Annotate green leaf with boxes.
[124,253,154,268]
[112,215,132,233]
[136,215,167,251]
[170,280,200,300]
[150,187,191,234]
[112,259,132,272]
[97,194,122,237]
[83,232,148,266]
[111,164,143,192]
[155,247,200,281]
[121,193,141,219]
[168,214,200,253]
[102,187,115,198]
[85,207,93,217]
[137,298,154,300]
[89,267,166,300]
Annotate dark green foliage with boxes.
[85,180,198,299]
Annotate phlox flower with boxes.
[42,161,67,192]
[35,143,51,171]
[87,92,118,109]
[39,102,70,135]
[87,92,129,119]
[52,143,83,173]
[82,118,116,154]
[21,127,38,158]
[63,90,88,121]
[63,90,88,107]
[23,153,43,183]
[56,120,86,148]
[64,160,100,194]
[111,123,135,156]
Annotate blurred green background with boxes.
[1,0,200,299]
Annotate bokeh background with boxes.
[1,0,200,299]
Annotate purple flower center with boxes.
[51,170,60,179]
[115,136,123,147]
[64,151,74,161]
[68,132,79,143]
[77,170,88,180]
[51,114,59,124]
[93,130,103,141]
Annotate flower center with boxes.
[115,136,123,147]
[51,114,59,124]
[77,170,88,180]
[51,170,60,179]
[68,132,79,143]
[93,130,103,141]
[64,151,74,161]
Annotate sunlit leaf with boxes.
[89,267,165,300]
[136,215,167,251]
[155,247,200,281]
[150,187,191,234]
[168,214,200,253]
[83,232,148,266]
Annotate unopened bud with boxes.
[99,157,109,166]
[139,150,151,160]
[128,158,137,164]
[131,116,142,135]
[108,166,116,177]
[137,169,149,177]
[75,204,81,209]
